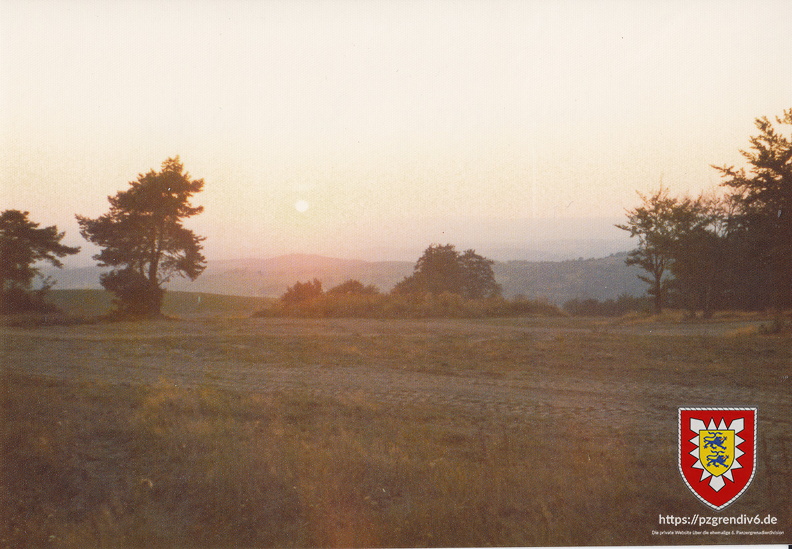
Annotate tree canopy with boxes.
[77,157,206,317]
[615,188,681,314]
[714,108,792,308]
[393,244,501,299]
[0,209,79,313]
[617,186,751,315]
[280,279,323,304]
[618,107,792,315]
[327,279,380,296]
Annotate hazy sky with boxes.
[2,0,792,263]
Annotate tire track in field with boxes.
[5,335,783,433]
[2,318,788,432]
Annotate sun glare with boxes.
[294,199,309,213]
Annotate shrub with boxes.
[327,279,380,296]
[563,294,649,317]
[100,269,164,318]
[0,286,60,315]
[488,296,565,317]
[280,279,323,305]
[255,290,564,319]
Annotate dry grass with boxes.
[614,308,783,326]
[0,374,643,547]
[1,316,790,547]
[725,324,763,338]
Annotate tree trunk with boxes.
[652,274,663,315]
[144,279,164,318]
[145,228,163,317]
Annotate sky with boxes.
[2,0,792,264]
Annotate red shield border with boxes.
[678,407,757,511]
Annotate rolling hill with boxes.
[45,252,644,305]
[495,253,645,304]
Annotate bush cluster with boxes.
[255,284,563,319]
[563,294,648,317]
[0,287,60,315]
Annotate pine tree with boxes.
[0,210,79,313]
[77,157,206,317]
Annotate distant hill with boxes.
[168,255,416,297]
[45,254,414,298]
[494,252,645,304]
[45,252,645,305]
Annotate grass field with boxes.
[1,313,790,547]
[42,289,273,319]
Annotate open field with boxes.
[1,315,790,547]
[43,289,273,319]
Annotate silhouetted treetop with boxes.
[0,209,79,313]
[393,244,501,299]
[77,157,206,317]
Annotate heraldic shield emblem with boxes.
[678,408,757,510]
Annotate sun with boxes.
[294,199,309,213]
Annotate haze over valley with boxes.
[46,249,645,305]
